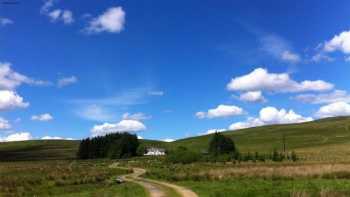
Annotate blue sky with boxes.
[1,0,350,142]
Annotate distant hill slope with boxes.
[0,140,79,161]
[1,117,350,161]
[170,116,350,160]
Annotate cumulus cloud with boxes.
[0,132,32,142]
[229,106,313,130]
[315,102,350,118]
[0,90,29,111]
[0,18,13,26]
[91,119,146,136]
[229,117,265,130]
[323,30,350,54]
[31,113,53,122]
[0,117,11,129]
[122,112,151,121]
[196,104,244,119]
[227,68,333,93]
[239,91,266,103]
[57,76,77,87]
[86,7,125,34]
[295,90,350,104]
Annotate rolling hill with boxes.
[1,116,350,161]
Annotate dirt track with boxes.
[120,168,198,197]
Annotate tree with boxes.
[208,132,236,156]
[77,132,139,160]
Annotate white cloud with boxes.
[0,18,13,26]
[0,132,32,142]
[40,0,74,25]
[86,7,125,34]
[48,9,74,24]
[162,138,175,142]
[137,135,144,140]
[122,112,151,121]
[295,90,350,104]
[311,53,334,63]
[281,50,301,63]
[260,34,301,63]
[323,30,350,54]
[229,117,265,130]
[259,107,312,124]
[57,76,77,87]
[91,119,146,136]
[148,91,164,96]
[48,9,61,21]
[0,117,11,129]
[41,136,74,140]
[31,113,53,122]
[0,90,29,111]
[229,106,313,130]
[196,104,244,119]
[62,10,74,24]
[199,128,226,136]
[0,62,50,90]
[239,91,266,103]
[316,102,350,118]
[40,0,55,14]
[227,68,333,93]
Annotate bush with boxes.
[166,147,201,164]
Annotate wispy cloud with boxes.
[260,34,301,64]
[0,18,13,26]
[57,76,78,88]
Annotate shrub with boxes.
[166,147,201,164]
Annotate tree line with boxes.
[77,133,139,159]
[166,132,298,164]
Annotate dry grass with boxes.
[201,163,350,180]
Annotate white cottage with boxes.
[144,147,166,156]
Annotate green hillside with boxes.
[171,116,350,160]
[0,140,79,161]
[1,117,350,161]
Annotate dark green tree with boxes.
[208,132,236,156]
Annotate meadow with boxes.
[0,160,147,197]
[116,158,350,197]
[2,117,350,196]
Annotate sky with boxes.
[1,0,350,142]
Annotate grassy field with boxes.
[0,160,147,197]
[2,117,350,162]
[2,117,350,196]
[179,179,350,197]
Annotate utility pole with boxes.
[282,133,286,153]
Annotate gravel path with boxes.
[120,168,198,197]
